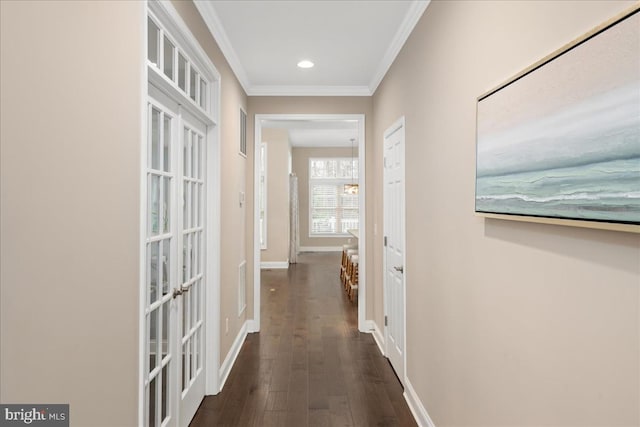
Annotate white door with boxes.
[145,86,206,427]
[383,117,406,385]
[177,109,206,426]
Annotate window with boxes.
[239,108,247,156]
[259,143,267,249]
[147,13,208,114]
[309,158,358,236]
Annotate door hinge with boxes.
[384,236,387,246]
[385,315,388,326]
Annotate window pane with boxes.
[150,175,160,235]
[149,308,159,372]
[163,35,174,80]
[148,18,159,66]
[199,78,207,109]
[163,177,170,234]
[149,241,159,303]
[178,53,187,91]
[162,238,170,296]
[163,115,171,172]
[151,108,161,170]
[162,300,169,357]
[148,375,156,427]
[161,364,168,422]
[190,67,197,101]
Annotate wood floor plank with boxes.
[189,253,417,427]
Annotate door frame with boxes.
[140,1,222,425]
[382,116,407,384]
[252,114,367,333]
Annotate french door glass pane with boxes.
[161,365,168,422]
[148,376,156,427]
[149,308,159,372]
[162,177,170,233]
[161,301,169,356]
[150,175,159,235]
[151,108,161,170]
[162,238,170,295]
[163,115,171,172]
[149,241,159,303]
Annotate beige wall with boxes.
[1,1,249,424]
[261,128,290,263]
[247,97,374,319]
[292,147,358,249]
[372,1,640,426]
[171,1,250,362]
[0,1,144,424]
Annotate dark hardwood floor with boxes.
[190,252,417,427]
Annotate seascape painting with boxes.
[476,9,640,226]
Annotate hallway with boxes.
[190,252,417,426]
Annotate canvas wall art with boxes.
[476,8,639,228]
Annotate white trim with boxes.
[254,114,367,334]
[260,261,289,269]
[246,319,259,334]
[368,0,430,93]
[218,320,249,391]
[368,320,385,356]
[404,378,437,427]
[193,1,250,93]
[299,246,342,252]
[137,3,148,425]
[247,85,371,97]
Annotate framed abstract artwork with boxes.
[475,6,639,233]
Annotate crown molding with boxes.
[247,85,372,97]
[368,0,430,93]
[195,0,430,97]
[193,0,251,94]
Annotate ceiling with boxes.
[262,119,359,147]
[194,0,430,96]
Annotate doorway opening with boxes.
[252,114,367,333]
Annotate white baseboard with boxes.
[299,246,342,252]
[260,261,289,269]
[246,319,259,333]
[368,320,385,355]
[218,320,248,391]
[404,377,436,427]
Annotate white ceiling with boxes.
[194,0,429,96]
[262,119,359,147]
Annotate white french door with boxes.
[177,109,206,427]
[144,84,206,427]
[383,117,406,385]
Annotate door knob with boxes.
[394,266,404,273]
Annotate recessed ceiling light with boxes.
[297,60,314,69]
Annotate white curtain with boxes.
[289,173,299,264]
